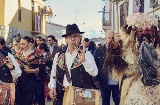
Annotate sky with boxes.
[45,0,105,38]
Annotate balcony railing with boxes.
[103,21,112,26]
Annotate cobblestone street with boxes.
[45,96,114,105]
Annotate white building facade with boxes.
[102,0,155,32]
[46,22,65,45]
[144,0,160,30]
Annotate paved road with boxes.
[46,97,114,105]
[46,90,114,105]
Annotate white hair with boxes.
[105,30,115,38]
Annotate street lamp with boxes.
[75,9,79,23]
[109,0,122,32]
[83,23,85,31]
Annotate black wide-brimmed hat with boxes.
[62,24,85,37]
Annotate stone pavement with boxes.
[46,97,114,105]
[46,90,115,105]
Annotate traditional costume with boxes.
[0,50,21,83]
[0,50,21,105]
[15,49,45,105]
[104,13,160,105]
[49,24,98,105]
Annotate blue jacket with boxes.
[88,46,96,55]
[93,44,108,88]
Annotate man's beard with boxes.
[138,41,160,86]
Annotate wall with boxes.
[0,0,5,25]
[144,0,160,15]
[143,0,160,30]
[0,0,46,40]
[128,0,134,15]
[46,22,65,45]
[4,0,32,31]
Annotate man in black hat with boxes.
[49,24,98,105]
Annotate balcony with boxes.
[103,21,111,26]
[102,20,112,31]
[32,12,42,36]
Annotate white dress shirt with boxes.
[49,45,56,54]
[49,47,53,54]
[8,52,22,78]
[49,49,98,89]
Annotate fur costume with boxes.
[103,13,160,105]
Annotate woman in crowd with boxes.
[40,38,47,44]
[39,43,53,101]
[15,36,45,105]
[11,37,21,55]
[88,41,96,55]
[34,36,42,48]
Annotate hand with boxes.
[5,56,14,69]
[35,68,39,74]
[24,65,30,72]
[77,47,86,63]
[114,32,121,43]
[13,78,18,84]
[24,66,39,74]
[49,88,57,99]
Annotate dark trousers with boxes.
[56,90,64,105]
[100,85,120,105]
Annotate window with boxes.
[133,0,144,13]
[150,0,158,7]
[38,6,41,14]
[120,2,129,27]
[18,0,21,21]
[139,0,144,13]
[18,9,21,21]
[37,14,41,32]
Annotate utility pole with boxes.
[75,9,79,23]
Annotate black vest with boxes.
[56,51,92,93]
[0,51,12,83]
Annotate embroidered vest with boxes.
[56,51,92,93]
[0,51,12,83]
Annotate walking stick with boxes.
[116,1,119,32]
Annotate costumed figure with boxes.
[15,36,45,105]
[103,13,160,105]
